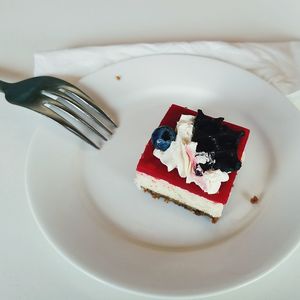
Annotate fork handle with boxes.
[0,80,8,92]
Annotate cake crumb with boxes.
[212,217,219,224]
[250,195,259,204]
[115,74,121,80]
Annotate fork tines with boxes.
[41,86,117,149]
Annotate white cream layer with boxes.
[135,172,224,218]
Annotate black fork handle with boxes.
[0,80,9,92]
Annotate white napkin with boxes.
[34,41,300,109]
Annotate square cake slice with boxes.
[135,104,250,222]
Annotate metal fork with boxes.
[0,76,117,149]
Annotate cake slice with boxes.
[135,104,250,222]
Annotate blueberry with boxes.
[151,126,176,151]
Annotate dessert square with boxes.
[135,104,250,222]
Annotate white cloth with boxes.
[34,41,300,108]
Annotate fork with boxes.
[0,76,117,149]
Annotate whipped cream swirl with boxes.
[153,115,229,194]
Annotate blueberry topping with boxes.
[192,110,244,173]
[151,126,176,151]
[195,164,203,176]
[194,152,215,175]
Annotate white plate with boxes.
[26,55,300,298]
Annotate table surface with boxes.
[1,1,300,299]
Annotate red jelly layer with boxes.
[136,104,250,205]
